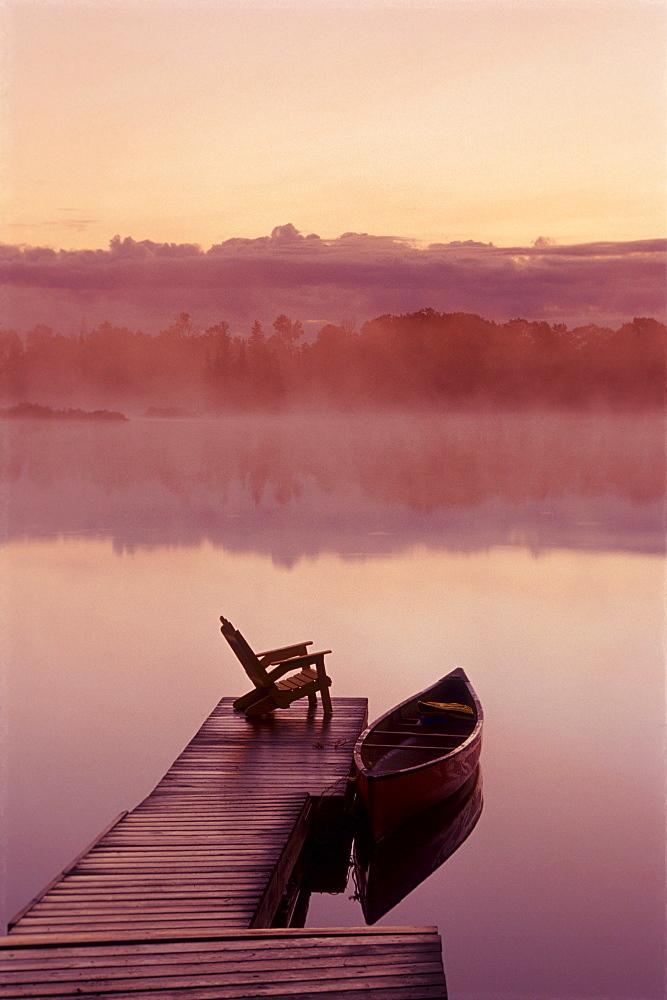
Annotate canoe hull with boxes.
[354,668,483,841]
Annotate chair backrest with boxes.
[220,617,270,689]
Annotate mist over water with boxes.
[2,409,664,999]
[3,410,663,556]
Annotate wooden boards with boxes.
[0,926,448,999]
[9,698,369,935]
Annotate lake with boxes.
[1,410,664,999]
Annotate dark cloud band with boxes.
[1,227,664,332]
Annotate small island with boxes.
[0,402,127,422]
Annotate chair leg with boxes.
[307,692,318,710]
[320,684,333,717]
[313,653,333,717]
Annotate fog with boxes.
[3,411,662,561]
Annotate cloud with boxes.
[8,218,97,232]
[1,227,664,334]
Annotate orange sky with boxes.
[1,0,665,252]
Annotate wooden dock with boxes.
[2,695,448,997]
[8,698,368,936]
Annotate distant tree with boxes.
[0,328,22,366]
[0,327,25,399]
[203,320,232,399]
[307,323,359,400]
[272,314,303,350]
[249,320,264,346]
[159,312,193,342]
[248,320,273,395]
[235,337,249,382]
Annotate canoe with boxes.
[353,667,483,841]
[354,766,483,924]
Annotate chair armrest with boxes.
[257,641,312,665]
[264,651,332,681]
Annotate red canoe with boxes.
[353,667,483,841]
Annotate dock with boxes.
[1,696,448,997]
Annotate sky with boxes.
[2,0,665,250]
[0,0,665,331]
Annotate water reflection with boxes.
[353,767,483,924]
[2,411,663,557]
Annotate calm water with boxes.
[1,411,664,999]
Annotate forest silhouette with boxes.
[0,309,664,412]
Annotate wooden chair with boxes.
[220,615,333,717]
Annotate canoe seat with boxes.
[220,615,333,717]
[373,728,471,739]
[363,741,461,752]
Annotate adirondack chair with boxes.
[220,615,333,717]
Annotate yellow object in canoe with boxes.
[417,700,475,718]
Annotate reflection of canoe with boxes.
[354,766,483,924]
[353,668,483,840]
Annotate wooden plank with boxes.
[0,964,445,995]
[0,927,440,947]
[0,946,444,971]
[2,950,431,971]
[0,942,439,973]
[0,987,447,1000]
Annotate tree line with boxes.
[0,309,664,411]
